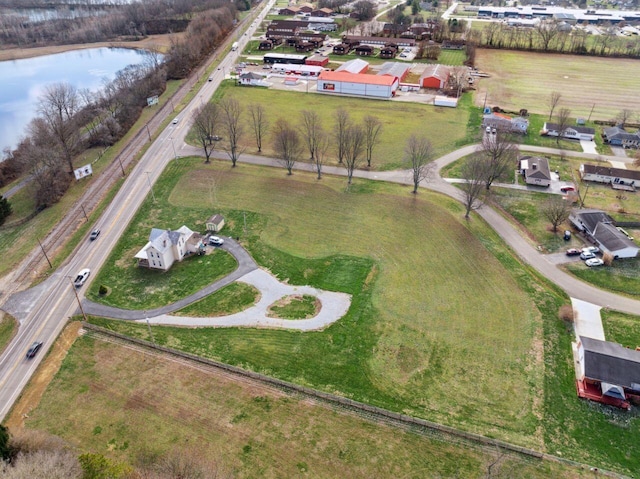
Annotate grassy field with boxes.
[602,310,640,347]
[193,82,477,170]
[0,312,17,355]
[474,49,640,121]
[85,158,544,448]
[174,282,259,317]
[23,335,593,479]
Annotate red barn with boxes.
[420,64,450,89]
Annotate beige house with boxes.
[135,226,203,271]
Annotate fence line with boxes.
[81,322,629,478]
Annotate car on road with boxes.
[209,236,224,246]
[172,118,179,124]
[582,246,600,255]
[566,248,581,256]
[580,251,596,260]
[74,268,91,287]
[89,229,101,241]
[26,341,43,359]
[585,258,604,267]
[208,75,213,81]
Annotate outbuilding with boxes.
[336,58,370,74]
[306,54,329,67]
[206,214,225,233]
[377,62,411,82]
[317,71,398,98]
[420,64,449,89]
[271,63,324,76]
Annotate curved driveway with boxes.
[178,142,640,316]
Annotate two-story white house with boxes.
[135,226,203,271]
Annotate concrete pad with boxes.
[145,269,352,331]
[571,298,605,341]
[580,140,598,155]
[610,161,627,170]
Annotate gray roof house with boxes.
[580,164,640,188]
[482,112,529,134]
[542,122,595,141]
[578,336,640,401]
[519,156,551,187]
[134,226,203,270]
[602,126,640,148]
[569,209,639,259]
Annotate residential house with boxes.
[382,23,409,36]
[519,155,551,187]
[343,35,416,47]
[420,64,450,89]
[482,112,529,134]
[580,164,640,187]
[569,209,639,259]
[354,44,374,56]
[311,7,333,16]
[258,39,275,50]
[602,125,640,148]
[238,72,269,86]
[542,122,595,141]
[135,226,203,271]
[379,44,398,59]
[278,6,301,15]
[576,335,640,408]
[298,3,314,13]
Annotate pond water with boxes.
[0,47,156,154]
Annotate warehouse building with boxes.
[317,71,399,99]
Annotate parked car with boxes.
[582,246,600,255]
[209,236,224,246]
[566,248,581,256]
[560,185,575,193]
[563,230,571,241]
[89,229,101,241]
[485,126,491,133]
[580,251,596,260]
[73,268,91,287]
[585,258,604,267]
[26,341,43,359]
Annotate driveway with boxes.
[571,298,605,341]
[580,140,598,155]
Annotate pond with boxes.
[0,47,157,154]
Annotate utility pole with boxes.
[145,171,156,202]
[145,123,152,142]
[588,103,596,123]
[80,204,88,222]
[145,314,156,346]
[68,276,88,321]
[37,238,52,268]
[117,155,125,177]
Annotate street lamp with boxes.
[145,171,156,202]
[144,312,156,347]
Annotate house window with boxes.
[152,261,156,266]
[158,261,162,267]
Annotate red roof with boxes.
[318,71,397,86]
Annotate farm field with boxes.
[474,49,640,121]
[21,334,592,479]
[86,158,544,448]
[198,82,476,170]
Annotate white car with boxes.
[580,251,596,260]
[172,118,179,124]
[209,236,224,247]
[585,258,604,267]
[74,268,91,287]
[582,246,600,255]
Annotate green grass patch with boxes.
[566,257,640,297]
[88,159,544,449]
[0,313,17,355]
[267,294,319,319]
[602,310,640,348]
[195,81,472,170]
[175,282,259,317]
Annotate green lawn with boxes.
[174,282,259,317]
[267,294,319,319]
[567,257,640,297]
[0,313,17,355]
[602,310,640,347]
[193,82,476,170]
[88,158,545,449]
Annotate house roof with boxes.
[581,336,640,389]
[520,156,551,180]
[420,64,449,81]
[570,209,614,234]
[240,72,265,80]
[592,222,638,253]
[336,58,369,73]
[318,71,397,86]
[545,122,595,135]
[207,214,224,225]
[378,62,410,78]
[603,125,640,141]
[582,164,640,182]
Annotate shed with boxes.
[206,214,225,232]
[434,96,458,107]
[306,54,329,67]
[420,64,450,89]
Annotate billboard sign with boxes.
[74,164,93,180]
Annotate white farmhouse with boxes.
[135,226,203,271]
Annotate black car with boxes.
[26,341,43,358]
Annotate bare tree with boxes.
[0,450,82,478]
[334,108,351,164]
[192,103,220,164]
[535,19,559,52]
[404,134,434,193]
[547,91,562,121]
[343,125,366,185]
[248,103,268,153]
[571,168,590,208]
[460,154,487,219]
[479,129,519,190]
[38,82,83,174]
[219,97,244,167]
[541,197,572,233]
[363,115,383,168]
[555,107,572,146]
[313,129,331,180]
[300,110,322,161]
[615,109,634,128]
[272,118,302,175]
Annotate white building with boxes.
[135,226,203,271]
[317,71,399,98]
[542,122,595,141]
[271,63,324,76]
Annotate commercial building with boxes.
[317,71,399,99]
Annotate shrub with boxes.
[98,285,108,296]
[559,304,574,323]
[602,252,614,266]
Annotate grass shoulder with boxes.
[174,282,259,317]
[0,312,18,356]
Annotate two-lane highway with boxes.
[0,0,277,422]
